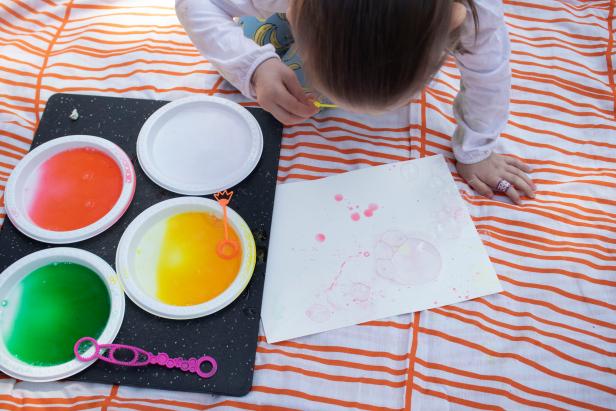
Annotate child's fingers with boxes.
[277,86,317,118]
[506,166,537,191]
[281,70,318,113]
[467,176,494,199]
[504,185,522,205]
[270,103,306,125]
[503,156,531,173]
[504,172,533,200]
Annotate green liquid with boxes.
[0,262,111,366]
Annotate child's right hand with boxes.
[252,58,318,124]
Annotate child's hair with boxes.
[292,0,478,109]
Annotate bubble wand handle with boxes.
[74,337,218,379]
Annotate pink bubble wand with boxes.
[74,337,217,379]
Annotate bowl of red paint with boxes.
[5,135,135,244]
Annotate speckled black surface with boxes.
[0,93,282,396]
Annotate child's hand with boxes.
[457,154,536,205]
[252,58,318,124]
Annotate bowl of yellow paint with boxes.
[116,197,256,320]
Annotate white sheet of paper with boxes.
[262,155,502,343]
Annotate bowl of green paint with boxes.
[0,248,124,382]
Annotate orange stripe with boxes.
[251,386,401,411]
[277,173,323,182]
[102,385,118,411]
[0,395,106,406]
[499,275,616,314]
[509,31,607,50]
[487,222,616,257]
[281,141,408,162]
[46,58,208,72]
[255,363,405,388]
[415,371,569,411]
[483,228,616,266]
[486,238,616,273]
[33,0,74,126]
[11,0,63,22]
[506,0,607,19]
[49,44,202,58]
[61,21,183,34]
[413,382,503,411]
[608,0,616,117]
[258,336,407,361]
[54,35,197,48]
[506,21,608,43]
[404,312,420,410]
[440,304,615,357]
[501,290,616,331]
[420,326,616,395]
[257,346,407,376]
[278,163,347,175]
[505,12,605,30]
[512,49,608,76]
[0,3,46,28]
[490,253,614,287]
[111,397,296,411]
[66,12,177,24]
[432,308,616,375]
[44,68,218,81]
[418,358,612,411]
[475,297,616,344]
[279,152,385,167]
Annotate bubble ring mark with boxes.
[74,336,100,362]
[217,239,240,260]
[196,355,218,378]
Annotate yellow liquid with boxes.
[156,212,242,306]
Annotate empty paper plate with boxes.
[137,96,263,195]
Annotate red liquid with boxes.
[28,147,123,231]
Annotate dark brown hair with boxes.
[292,0,478,109]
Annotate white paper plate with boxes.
[137,96,263,195]
[4,135,136,244]
[116,197,256,320]
[0,248,125,382]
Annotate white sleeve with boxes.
[452,0,511,164]
[175,0,288,99]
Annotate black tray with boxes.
[0,93,282,396]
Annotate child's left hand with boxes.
[456,154,536,205]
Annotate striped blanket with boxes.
[0,1,614,409]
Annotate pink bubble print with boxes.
[306,304,332,323]
[315,233,326,243]
[335,194,344,202]
[363,203,379,218]
[351,212,361,221]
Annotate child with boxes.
[175,0,535,204]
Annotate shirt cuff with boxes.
[242,48,280,100]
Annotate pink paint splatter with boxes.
[306,304,332,323]
[374,230,442,286]
[363,203,380,218]
[335,194,344,202]
[433,301,438,305]
[351,212,360,221]
[315,233,326,243]
[363,251,370,257]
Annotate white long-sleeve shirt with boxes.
[175,0,511,164]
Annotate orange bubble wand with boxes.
[214,190,239,260]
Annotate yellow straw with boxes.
[313,101,338,109]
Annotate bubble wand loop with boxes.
[74,337,217,379]
[213,190,239,260]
